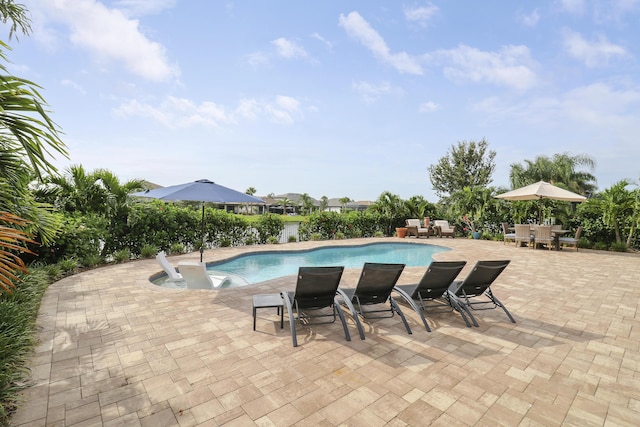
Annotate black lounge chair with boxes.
[339,263,411,335]
[447,260,515,326]
[393,261,470,329]
[281,266,354,347]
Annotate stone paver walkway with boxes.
[11,238,640,426]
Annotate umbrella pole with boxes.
[200,203,205,262]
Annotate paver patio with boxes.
[11,238,640,426]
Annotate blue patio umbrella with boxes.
[132,179,265,261]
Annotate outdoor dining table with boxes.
[508,226,571,251]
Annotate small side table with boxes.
[252,294,284,331]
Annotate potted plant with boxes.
[462,214,482,239]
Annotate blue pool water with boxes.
[154,242,447,288]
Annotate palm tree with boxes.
[339,197,352,213]
[299,193,314,215]
[320,196,329,212]
[510,153,596,195]
[588,180,635,245]
[35,165,105,214]
[0,2,68,291]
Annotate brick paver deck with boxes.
[11,238,640,426]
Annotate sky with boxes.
[4,0,640,201]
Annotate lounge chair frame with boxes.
[448,260,515,325]
[281,266,359,347]
[340,263,412,334]
[394,261,472,329]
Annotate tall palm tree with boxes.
[339,197,352,213]
[319,196,329,212]
[299,193,314,215]
[510,153,596,195]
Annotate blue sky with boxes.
[5,0,640,201]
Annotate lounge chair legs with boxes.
[281,291,298,347]
[390,297,412,334]
[392,287,432,332]
[336,289,366,340]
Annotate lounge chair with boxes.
[447,260,515,325]
[405,219,431,238]
[394,261,471,328]
[434,220,456,238]
[514,224,534,248]
[558,226,583,251]
[339,263,412,335]
[177,261,231,289]
[156,251,182,281]
[281,266,357,347]
[533,225,554,250]
[501,223,516,245]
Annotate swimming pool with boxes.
[153,242,448,289]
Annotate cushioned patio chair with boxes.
[533,225,554,250]
[434,220,456,238]
[281,266,358,347]
[177,261,231,289]
[559,226,583,251]
[501,223,516,245]
[514,224,534,248]
[339,263,412,335]
[394,261,472,329]
[447,260,515,326]
[405,219,431,238]
[156,251,182,281]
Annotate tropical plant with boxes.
[319,196,329,212]
[509,152,597,195]
[254,213,284,244]
[369,191,407,235]
[0,212,35,293]
[582,180,635,246]
[339,197,352,213]
[299,193,315,215]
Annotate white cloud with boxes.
[338,11,423,75]
[520,9,540,27]
[435,44,538,90]
[404,3,439,26]
[562,29,628,67]
[115,95,303,127]
[419,101,440,113]
[560,0,586,14]
[113,0,176,17]
[271,37,309,59]
[352,81,402,103]
[30,0,179,82]
[311,32,333,50]
[61,79,86,95]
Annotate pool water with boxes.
[154,242,448,289]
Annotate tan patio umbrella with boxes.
[495,180,587,222]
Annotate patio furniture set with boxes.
[503,224,582,251]
[405,218,456,238]
[254,260,514,347]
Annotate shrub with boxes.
[374,231,384,237]
[140,244,158,258]
[44,264,63,282]
[310,232,322,241]
[254,213,284,244]
[0,268,49,425]
[287,235,297,243]
[58,257,79,274]
[593,242,608,251]
[577,238,592,249]
[169,243,185,254]
[82,254,103,268]
[220,238,232,247]
[334,231,346,240]
[610,242,628,252]
[113,248,131,263]
[267,236,279,244]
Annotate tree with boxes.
[428,139,496,198]
[370,191,407,235]
[404,195,437,220]
[245,187,256,196]
[586,180,635,246]
[35,164,106,214]
[299,193,314,215]
[339,197,352,213]
[319,196,329,212]
[0,1,68,291]
[509,153,596,195]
